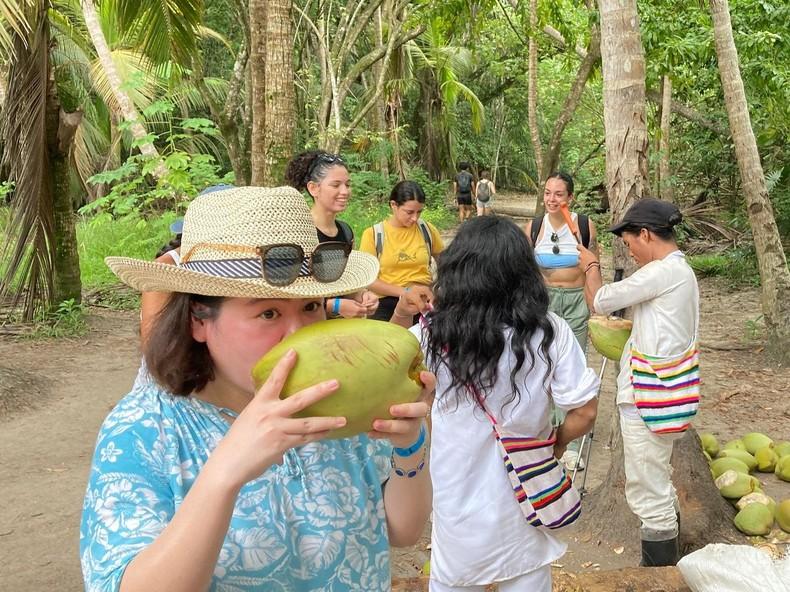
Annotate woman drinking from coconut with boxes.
[393,215,599,592]
[80,186,435,592]
[578,198,699,567]
[525,171,599,472]
[359,180,444,322]
[285,150,379,319]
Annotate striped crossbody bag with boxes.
[469,384,582,530]
[630,342,700,435]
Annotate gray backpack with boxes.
[477,180,492,203]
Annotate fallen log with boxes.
[393,567,691,591]
[446,203,537,219]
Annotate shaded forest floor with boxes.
[1,192,789,589]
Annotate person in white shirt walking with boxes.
[394,215,599,592]
[578,198,700,567]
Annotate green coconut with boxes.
[735,492,776,514]
[774,442,790,458]
[733,503,774,536]
[710,456,750,478]
[718,449,758,472]
[722,439,746,452]
[700,433,720,458]
[741,432,774,455]
[754,447,779,473]
[714,470,761,499]
[588,316,633,361]
[776,499,790,533]
[775,455,790,482]
[251,319,426,440]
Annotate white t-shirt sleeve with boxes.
[593,260,666,315]
[548,315,601,411]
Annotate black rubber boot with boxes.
[640,536,679,567]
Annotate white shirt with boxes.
[593,251,699,411]
[411,315,599,586]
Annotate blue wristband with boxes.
[393,423,427,457]
[332,298,341,315]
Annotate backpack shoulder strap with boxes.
[373,223,384,259]
[529,215,543,246]
[577,214,590,249]
[337,220,354,245]
[417,219,433,254]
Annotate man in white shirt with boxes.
[577,199,700,568]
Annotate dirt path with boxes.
[2,198,789,589]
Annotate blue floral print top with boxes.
[80,383,393,591]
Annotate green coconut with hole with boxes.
[252,319,426,439]
[588,316,633,361]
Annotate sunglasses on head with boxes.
[181,241,352,287]
[304,153,346,185]
[550,232,560,255]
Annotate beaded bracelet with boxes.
[393,423,427,457]
[390,445,427,478]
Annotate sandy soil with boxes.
[1,194,788,589]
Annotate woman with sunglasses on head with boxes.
[392,216,599,592]
[525,172,598,471]
[359,180,444,323]
[81,187,435,592]
[285,150,378,319]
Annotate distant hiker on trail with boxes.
[526,171,599,472]
[475,169,495,216]
[579,198,700,568]
[392,215,599,592]
[81,186,435,592]
[285,149,378,319]
[453,161,475,222]
[359,180,444,323]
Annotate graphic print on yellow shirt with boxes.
[359,220,443,294]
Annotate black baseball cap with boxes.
[609,198,682,236]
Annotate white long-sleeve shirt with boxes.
[411,315,600,586]
[593,251,699,411]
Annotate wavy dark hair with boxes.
[425,215,555,413]
[284,150,347,193]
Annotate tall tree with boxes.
[526,0,543,180]
[709,0,790,363]
[250,0,295,185]
[597,0,649,276]
[656,74,673,201]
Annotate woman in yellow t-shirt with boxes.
[360,180,444,322]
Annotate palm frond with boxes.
[0,0,31,57]
[104,0,203,67]
[88,48,162,111]
[0,5,55,318]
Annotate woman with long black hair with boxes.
[393,215,599,592]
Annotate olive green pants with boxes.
[547,286,590,453]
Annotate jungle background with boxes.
[0,0,788,589]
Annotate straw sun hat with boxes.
[106,186,379,299]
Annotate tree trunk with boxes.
[51,110,82,305]
[709,0,790,364]
[261,0,295,184]
[527,0,543,184]
[598,0,649,277]
[248,0,267,184]
[658,75,673,202]
[80,0,161,165]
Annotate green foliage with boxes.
[688,246,761,288]
[26,298,88,339]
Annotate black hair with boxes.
[156,235,182,259]
[425,215,555,415]
[284,150,348,193]
[389,180,426,206]
[546,171,574,195]
[458,161,470,171]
